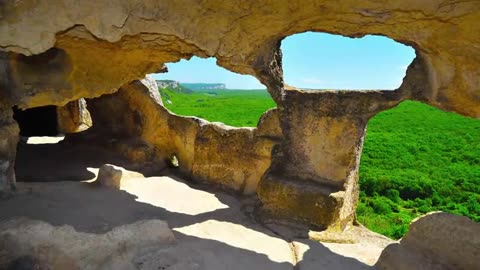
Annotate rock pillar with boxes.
[258,90,402,229]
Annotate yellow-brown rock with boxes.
[259,90,403,229]
[81,77,279,195]
[376,212,480,270]
[57,99,92,134]
[0,0,479,117]
[0,0,479,231]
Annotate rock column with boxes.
[258,90,402,229]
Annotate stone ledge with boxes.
[257,173,350,230]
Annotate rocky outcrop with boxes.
[376,212,480,270]
[156,80,181,89]
[182,83,226,90]
[0,218,175,270]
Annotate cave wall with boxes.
[0,0,479,228]
[83,77,281,195]
[0,98,18,193]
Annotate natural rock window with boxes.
[150,57,276,127]
[358,101,480,239]
[281,32,416,90]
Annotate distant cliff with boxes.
[181,83,226,90]
[156,80,179,89]
[156,80,192,93]
[156,80,227,91]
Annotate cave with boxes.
[0,2,479,270]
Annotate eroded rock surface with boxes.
[82,77,279,195]
[1,1,479,117]
[259,90,403,229]
[376,212,480,270]
[0,218,175,270]
[57,98,92,134]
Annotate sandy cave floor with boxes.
[0,136,394,270]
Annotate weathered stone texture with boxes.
[376,212,480,270]
[95,164,124,189]
[0,218,175,270]
[259,90,403,228]
[1,0,479,117]
[0,98,19,193]
[81,78,279,194]
[57,98,92,133]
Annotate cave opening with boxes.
[12,100,101,182]
[13,106,59,137]
[149,56,276,127]
[280,32,416,90]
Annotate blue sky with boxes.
[151,32,416,90]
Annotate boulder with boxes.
[376,212,480,270]
[0,218,175,270]
[57,98,92,134]
[95,164,123,189]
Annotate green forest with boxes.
[159,86,480,239]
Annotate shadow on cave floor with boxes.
[15,136,161,182]
[6,137,381,269]
[0,179,375,269]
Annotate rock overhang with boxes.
[0,0,478,117]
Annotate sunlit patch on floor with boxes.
[174,219,293,264]
[121,177,229,215]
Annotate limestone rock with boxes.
[1,1,480,118]
[254,108,282,139]
[376,212,480,270]
[95,164,123,189]
[83,78,280,195]
[140,75,163,106]
[0,218,175,270]
[57,98,92,134]
[259,90,401,228]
